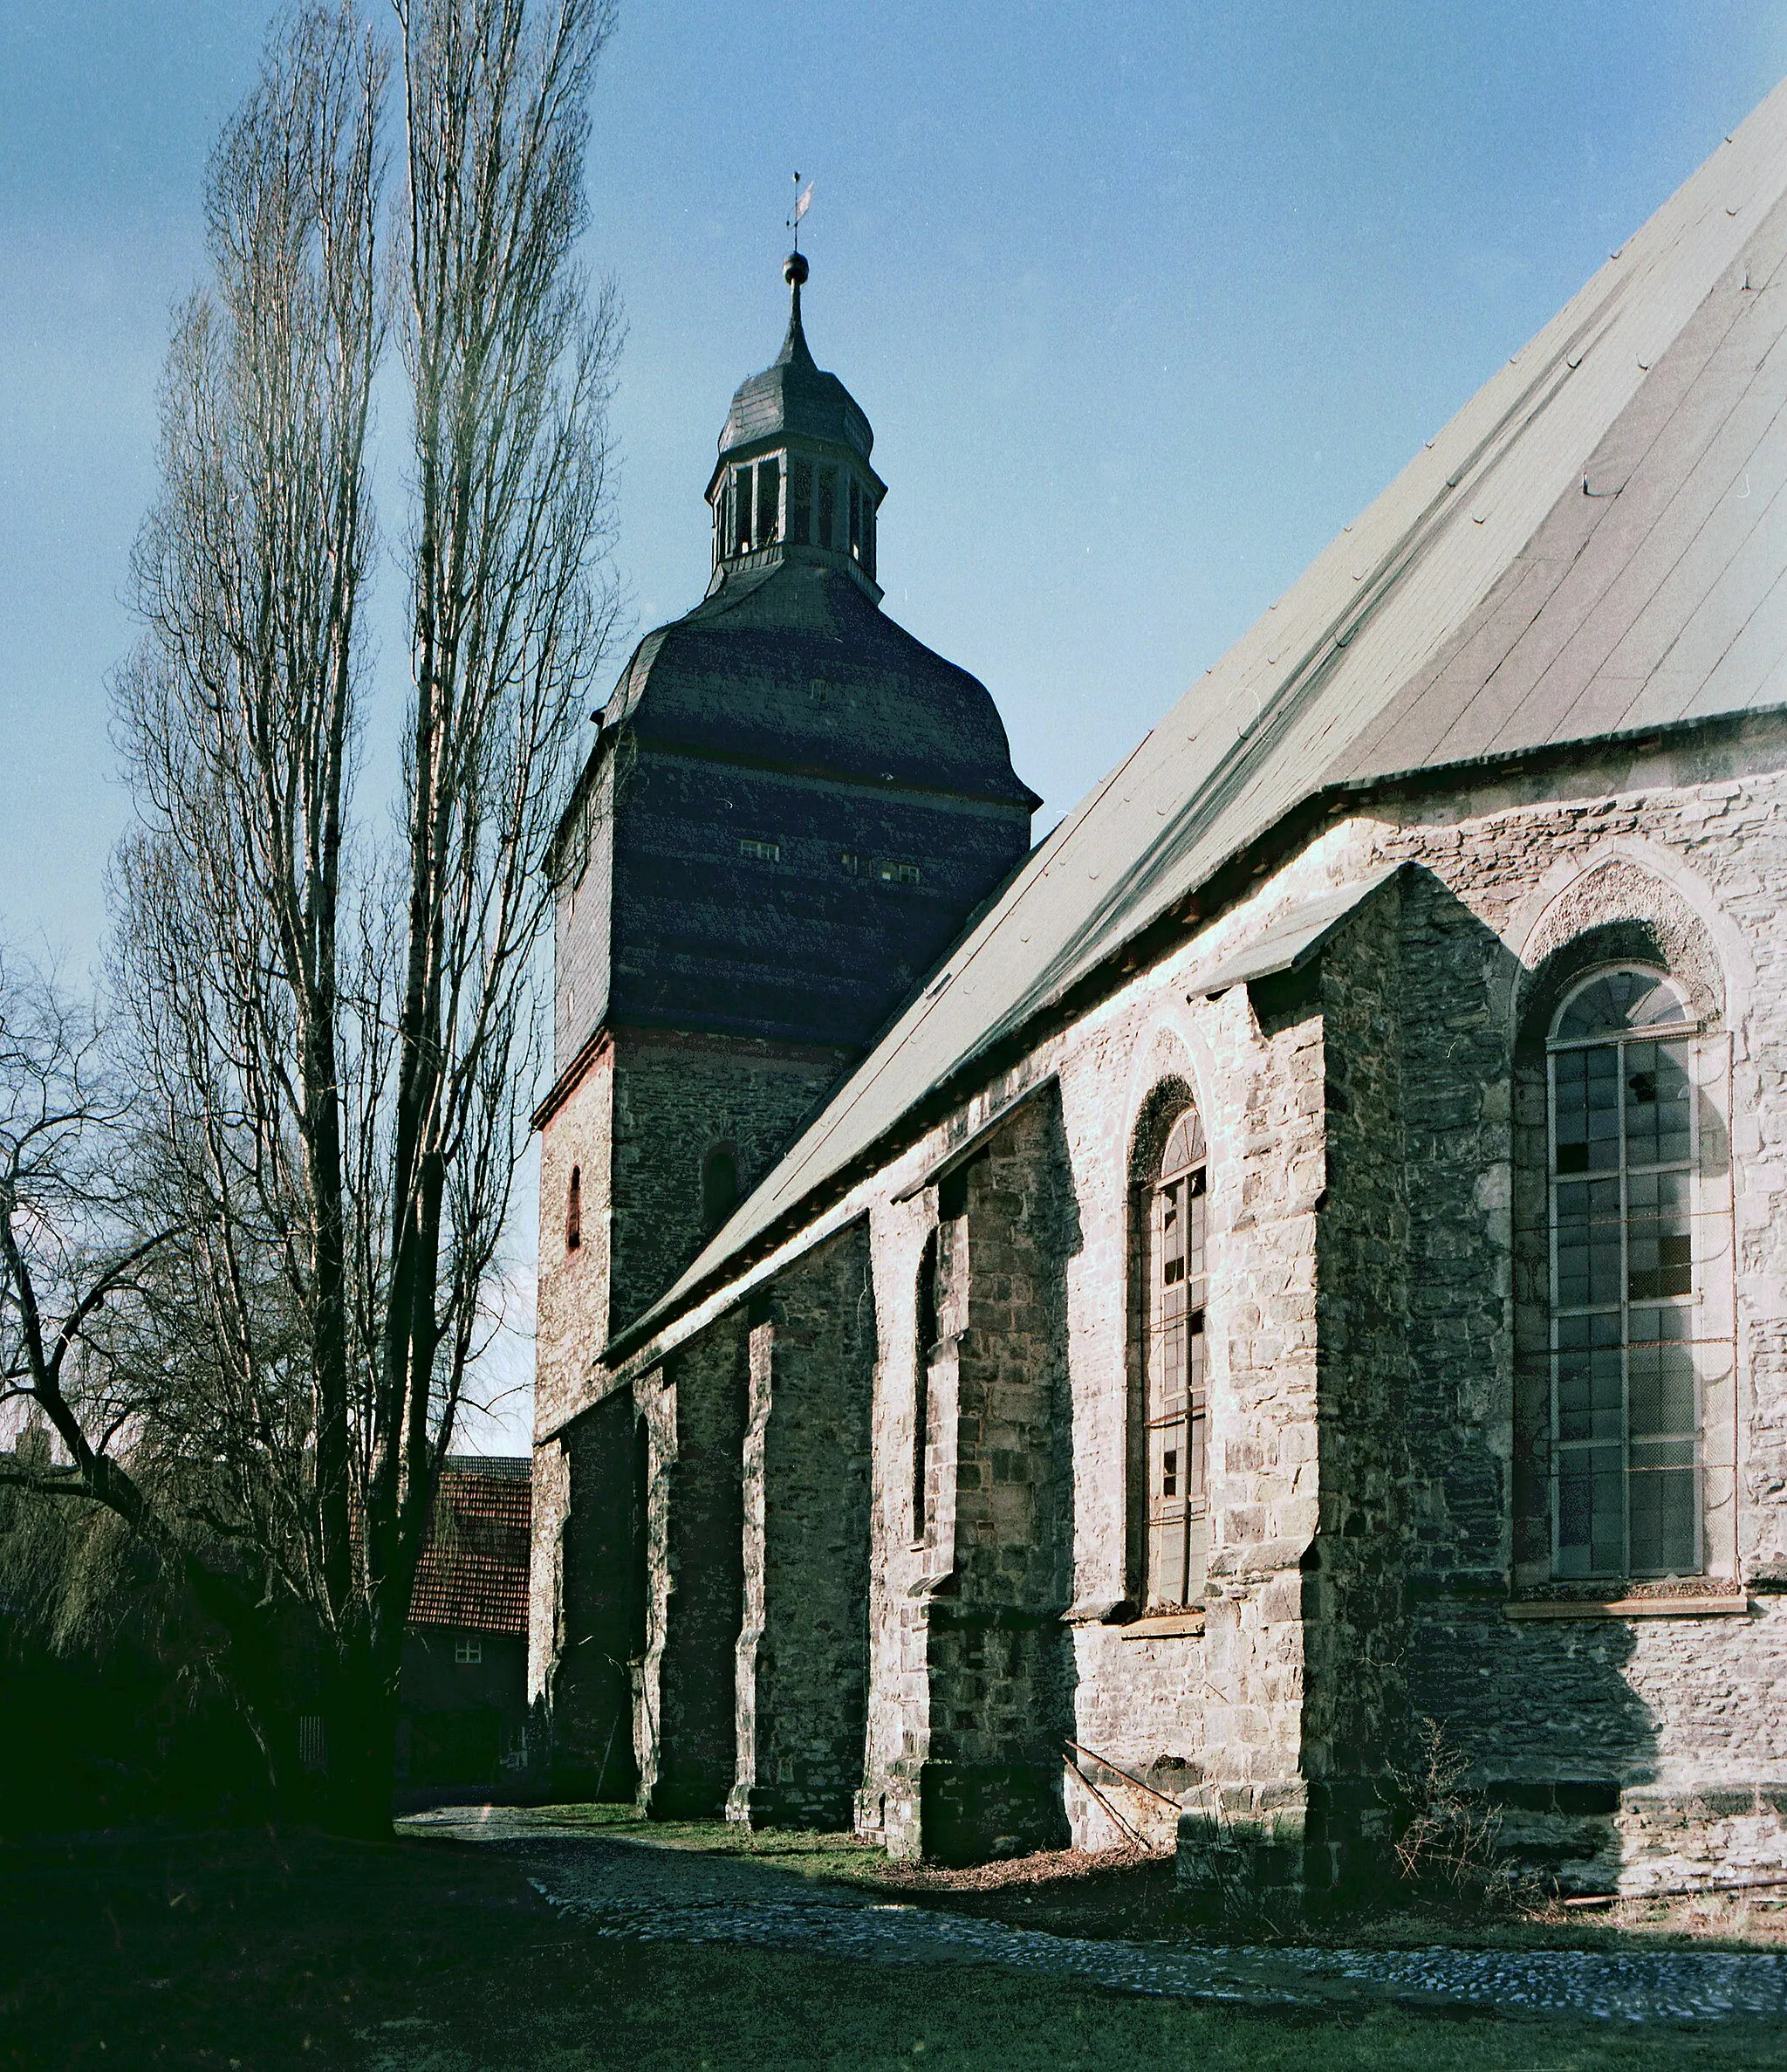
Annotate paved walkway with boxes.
[401,1806,1787,2026]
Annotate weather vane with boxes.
[789,171,813,253]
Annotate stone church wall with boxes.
[731,1225,876,1828]
[636,1315,750,1816]
[1366,731,1787,1889]
[551,719,1787,1893]
[530,1385,641,1796]
[607,1029,844,1333]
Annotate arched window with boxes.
[566,1166,582,1252]
[1546,968,1701,1578]
[702,1145,739,1234]
[1142,1107,1209,1610]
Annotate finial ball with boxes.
[784,250,809,288]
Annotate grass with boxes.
[2,1817,1785,2071]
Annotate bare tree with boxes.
[63,0,623,1833]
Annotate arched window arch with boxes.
[565,1166,582,1252]
[702,1144,739,1234]
[1130,1095,1210,1612]
[1544,966,1704,1579]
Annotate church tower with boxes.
[531,258,1038,1653]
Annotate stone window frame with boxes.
[1125,1079,1212,1616]
[1510,923,1737,1596]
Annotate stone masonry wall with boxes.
[1304,881,1413,1890]
[593,719,1787,1891]
[918,1091,1080,1863]
[636,1313,749,1816]
[1366,731,1787,1884]
[731,1225,876,1828]
[535,1043,614,1444]
[535,1386,641,1795]
[608,1028,846,1334]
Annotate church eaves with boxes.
[615,75,1787,1360]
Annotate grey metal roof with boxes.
[627,78,1787,1350]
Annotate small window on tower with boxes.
[880,860,921,886]
[757,456,780,544]
[734,464,755,552]
[864,497,876,582]
[566,1166,582,1252]
[849,477,862,561]
[789,457,813,543]
[818,469,836,550]
[739,837,781,864]
[702,1145,739,1232]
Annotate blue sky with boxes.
[3,3,1784,972]
[2,3,1784,1444]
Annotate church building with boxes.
[531,81,1787,1901]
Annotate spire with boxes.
[711,253,876,476]
[777,249,812,369]
[707,248,885,599]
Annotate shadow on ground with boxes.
[3,1815,1786,2071]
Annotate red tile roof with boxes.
[408,1458,531,1637]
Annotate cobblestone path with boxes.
[402,1807,1787,2026]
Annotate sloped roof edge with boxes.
[603,78,1787,1365]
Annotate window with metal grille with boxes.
[1146,1108,1208,1609]
[1547,969,1701,1579]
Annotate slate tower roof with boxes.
[709,251,876,491]
[545,258,1038,1081]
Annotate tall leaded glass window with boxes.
[1547,969,1705,1579]
[1146,1108,1208,1609]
